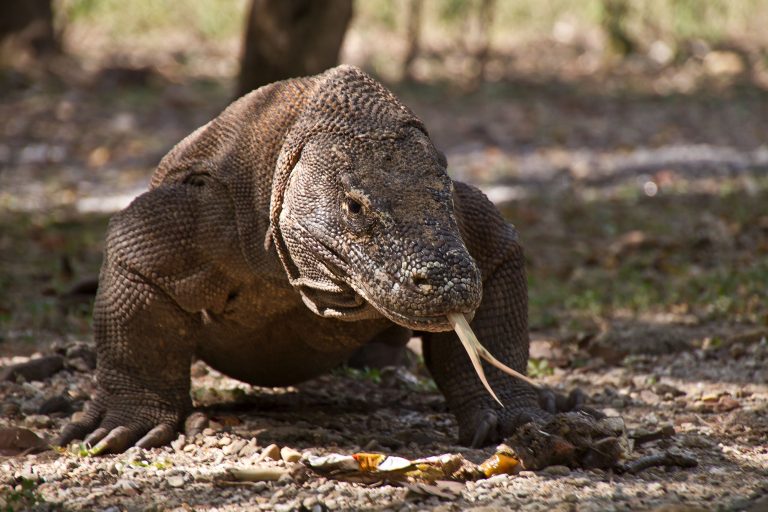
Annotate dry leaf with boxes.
[0,427,49,456]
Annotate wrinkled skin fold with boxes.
[55,66,619,467]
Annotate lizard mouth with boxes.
[313,238,460,331]
[303,230,471,331]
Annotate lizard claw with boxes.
[54,395,187,454]
[460,406,551,447]
[470,410,498,448]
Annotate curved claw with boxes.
[470,410,498,448]
[83,427,110,448]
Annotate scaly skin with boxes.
[57,66,599,455]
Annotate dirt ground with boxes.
[2,23,768,511]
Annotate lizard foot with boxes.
[537,386,606,420]
[459,406,552,448]
[506,412,628,470]
[54,397,186,454]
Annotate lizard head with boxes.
[275,128,482,332]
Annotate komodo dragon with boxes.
[56,66,618,465]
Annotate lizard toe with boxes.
[136,424,177,449]
[54,403,104,447]
[83,427,110,448]
[90,425,135,455]
[183,411,209,438]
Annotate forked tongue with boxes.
[446,313,542,408]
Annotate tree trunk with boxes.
[0,0,59,59]
[237,0,353,97]
[402,0,423,82]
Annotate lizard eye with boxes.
[344,197,363,215]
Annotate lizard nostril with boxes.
[411,271,433,293]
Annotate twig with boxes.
[618,452,698,474]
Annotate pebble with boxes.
[116,479,140,495]
[171,435,186,451]
[239,439,260,458]
[280,446,302,463]
[260,443,281,462]
[223,438,247,455]
[715,395,740,412]
[23,414,52,428]
[167,474,185,488]
[540,465,571,476]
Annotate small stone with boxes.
[540,465,570,476]
[701,393,720,403]
[715,395,740,412]
[183,444,197,453]
[171,435,186,451]
[0,402,20,418]
[23,414,52,428]
[280,447,302,463]
[640,389,660,405]
[325,499,338,510]
[239,439,260,458]
[218,436,232,447]
[260,443,281,461]
[691,401,714,413]
[202,428,216,436]
[167,475,185,488]
[653,383,685,397]
[116,479,140,495]
[223,439,247,455]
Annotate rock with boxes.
[280,446,302,463]
[259,443,281,462]
[0,355,64,382]
[0,402,20,418]
[540,465,571,476]
[116,479,140,495]
[167,474,185,488]
[171,435,186,452]
[23,414,52,428]
[714,395,740,413]
[653,383,685,398]
[239,439,259,458]
[38,395,73,415]
[65,343,96,368]
[223,438,247,455]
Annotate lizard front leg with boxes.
[423,182,620,468]
[56,262,196,453]
[422,237,548,448]
[56,184,237,453]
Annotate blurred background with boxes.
[1,0,767,372]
